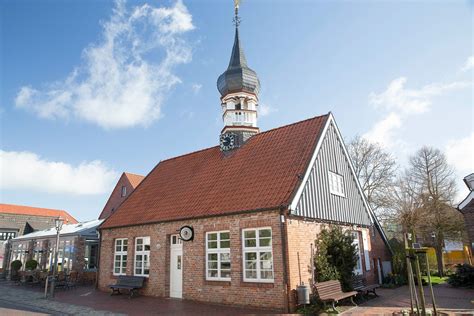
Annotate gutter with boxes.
[279,204,291,313]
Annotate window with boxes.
[114,238,128,275]
[121,186,127,197]
[0,232,16,240]
[351,232,363,275]
[328,171,345,196]
[134,237,150,276]
[206,231,231,281]
[242,228,274,282]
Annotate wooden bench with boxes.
[352,275,379,297]
[313,280,358,312]
[109,276,145,298]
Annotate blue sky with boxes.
[1,0,473,221]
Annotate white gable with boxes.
[290,114,372,226]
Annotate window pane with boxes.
[208,253,218,261]
[208,270,218,278]
[244,239,256,247]
[244,230,256,239]
[259,229,271,238]
[245,252,256,261]
[220,253,230,262]
[245,261,257,270]
[245,270,257,279]
[220,232,230,240]
[220,240,230,248]
[259,238,271,247]
[137,239,143,245]
[221,270,231,278]
[261,270,274,279]
[123,240,128,246]
[135,268,141,274]
[208,261,218,269]
[221,261,231,270]
[208,241,218,249]
[207,233,217,241]
[144,244,151,251]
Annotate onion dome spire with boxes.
[217,3,260,97]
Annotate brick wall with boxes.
[98,210,287,311]
[367,225,392,285]
[99,175,136,220]
[285,217,389,309]
[462,210,474,254]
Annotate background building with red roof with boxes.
[98,172,145,220]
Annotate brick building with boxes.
[0,203,77,272]
[458,173,474,256]
[98,6,392,312]
[9,219,102,273]
[99,172,144,220]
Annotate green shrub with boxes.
[25,259,38,270]
[11,260,22,271]
[448,264,474,288]
[314,226,358,291]
[383,273,407,287]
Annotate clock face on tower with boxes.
[220,133,236,151]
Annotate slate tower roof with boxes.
[217,26,260,97]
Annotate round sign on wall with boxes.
[179,226,194,241]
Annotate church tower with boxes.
[217,2,260,151]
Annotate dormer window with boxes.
[328,171,345,197]
[121,186,127,197]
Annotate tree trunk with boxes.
[435,243,444,277]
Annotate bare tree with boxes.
[347,136,397,216]
[404,146,464,276]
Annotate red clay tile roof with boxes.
[0,203,78,224]
[101,114,329,229]
[124,172,145,189]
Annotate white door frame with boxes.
[169,234,183,298]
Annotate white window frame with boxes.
[206,231,231,281]
[351,231,363,275]
[242,227,274,283]
[328,171,345,197]
[134,237,150,277]
[113,238,128,276]
[121,185,127,197]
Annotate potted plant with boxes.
[10,260,22,281]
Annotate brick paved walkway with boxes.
[342,284,474,316]
[0,281,274,315]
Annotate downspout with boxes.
[95,229,101,290]
[279,205,291,313]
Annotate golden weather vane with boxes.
[233,0,241,27]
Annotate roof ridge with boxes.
[124,172,144,178]
[158,113,330,164]
[0,203,66,212]
[160,145,219,164]
[254,112,331,137]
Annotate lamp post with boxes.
[49,217,63,298]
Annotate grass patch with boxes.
[422,276,448,285]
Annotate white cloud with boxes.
[15,0,194,129]
[461,55,474,72]
[362,112,402,148]
[446,133,474,174]
[260,103,277,117]
[369,77,470,115]
[0,150,119,195]
[191,83,202,94]
[364,76,471,147]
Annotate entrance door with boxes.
[169,235,183,298]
